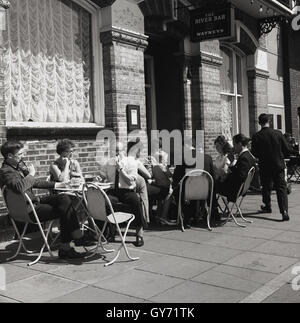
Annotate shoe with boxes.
[106,235,116,243]
[74,235,97,247]
[260,205,272,213]
[282,211,290,222]
[183,222,191,229]
[58,248,86,259]
[135,236,144,247]
[211,210,221,222]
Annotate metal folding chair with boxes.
[1,186,57,266]
[178,169,214,232]
[217,167,256,228]
[286,157,300,182]
[82,183,139,267]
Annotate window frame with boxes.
[220,44,249,137]
[6,0,105,130]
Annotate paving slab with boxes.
[149,281,247,303]
[228,226,283,240]
[0,273,86,303]
[201,234,266,251]
[262,284,300,303]
[225,251,298,274]
[160,229,221,244]
[253,241,300,258]
[49,286,143,303]
[142,236,242,263]
[0,295,20,303]
[0,263,40,284]
[136,255,216,279]
[94,269,184,300]
[47,249,164,285]
[272,231,300,244]
[192,269,265,293]
[212,265,276,284]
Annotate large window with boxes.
[3,0,103,126]
[220,45,249,139]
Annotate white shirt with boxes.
[99,156,138,190]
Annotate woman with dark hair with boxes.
[50,139,83,183]
[49,139,95,247]
[213,135,234,181]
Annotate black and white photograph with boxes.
[0,0,300,307]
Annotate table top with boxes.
[54,182,112,192]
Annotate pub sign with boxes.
[190,4,235,42]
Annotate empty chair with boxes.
[178,169,214,231]
[2,186,57,266]
[217,166,256,227]
[82,182,139,267]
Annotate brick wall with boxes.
[101,30,148,153]
[248,69,269,136]
[283,25,300,141]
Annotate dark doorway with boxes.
[145,37,184,133]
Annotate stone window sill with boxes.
[6,122,106,138]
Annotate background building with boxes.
[0,0,299,223]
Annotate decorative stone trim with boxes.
[247,68,270,79]
[100,27,148,50]
[0,0,10,9]
[89,0,116,8]
[199,51,223,67]
[175,51,223,68]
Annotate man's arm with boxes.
[230,157,250,183]
[0,167,36,193]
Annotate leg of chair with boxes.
[85,218,115,259]
[177,204,185,232]
[228,202,246,228]
[105,218,139,267]
[221,198,245,228]
[27,220,55,267]
[217,195,226,215]
[10,220,34,255]
[207,205,212,231]
[220,197,231,225]
[235,197,253,224]
[7,222,30,261]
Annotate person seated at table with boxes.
[49,139,95,247]
[216,134,256,202]
[284,133,299,156]
[172,139,220,228]
[0,141,86,259]
[99,142,147,247]
[49,139,84,183]
[127,139,171,217]
[213,135,234,181]
[151,138,169,169]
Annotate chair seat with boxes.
[107,212,134,224]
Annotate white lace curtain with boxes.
[3,0,94,123]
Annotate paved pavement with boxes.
[0,185,300,304]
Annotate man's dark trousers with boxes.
[260,169,288,214]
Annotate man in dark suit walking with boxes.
[251,114,292,221]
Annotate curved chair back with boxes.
[178,169,214,231]
[2,186,33,223]
[240,166,256,197]
[82,182,115,223]
[183,170,213,201]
